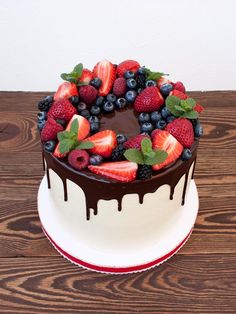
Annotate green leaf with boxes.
[166,95,182,116]
[174,104,186,112]
[124,149,144,165]
[57,131,74,141]
[141,138,152,154]
[144,150,168,165]
[73,63,83,77]
[181,110,199,119]
[70,119,78,134]
[186,98,196,109]
[59,139,74,154]
[60,73,77,83]
[180,100,193,111]
[76,141,94,149]
[145,68,166,81]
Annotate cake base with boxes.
[38,177,199,274]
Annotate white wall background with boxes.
[0,0,235,91]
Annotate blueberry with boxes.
[166,115,176,123]
[141,122,153,133]
[90,105,101,116]
[137,88,143,94]
[44,140,56,153]
[161,106,171,119]
[77,102,87,112]
[191,119,199,127]
[96,96,104,107]
[45,95,54,103]
[89,116,99,123]
[90,122,100,134]
[136,67,146,75]
[160,83,173,96]
[138,113,150,124]
[116,134,127,144]
[56,119,67,128]
[89,154,103,165]
[107,93,117,103]
[195,123,203,137]
[103,101,115,113]
[90,77,102,89]
[80,109,90,119]
[125,90,137,103]
[126,78,137,89]
[146,80,157,87]
[37,120,46,131]
[115,98,127,109]
[70,95,79,106]
[124,71,135,79]
[156,120,166,130]
[150,111,161,123]
[38,111,47,121]
[182,148,192,160]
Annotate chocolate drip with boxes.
[117,196,122,211]
[62,179,68,201]
[191,157,197,179]
[181,170,189,206]
[139,193,144,204]
[46,166,51,189]
[170,186,175,200]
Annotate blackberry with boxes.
[70,95,79,106]
[137,165,152,180]
[136,74,146,88]
[38,95,53,112]
[111,144,125,161]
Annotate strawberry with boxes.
[174,81,186,93]
[113,77,126,97]
[79,85,98,105]
[134,87,164,112]
[54,82,78,101]
[93,60,116,96]
[157,77,172,88]
[166,118,194,148]
[53,143,67,158]
[88,161,138,182]
[194,103,204,113]
[152,130,183,171]
[116,60,140,77]
[85,130,117,158]
[48,99,77,122]
[170,89,188,100]
[41,118,63,142]
[79,69,94,84]
[66,114,90,141]
[124,134,149,150]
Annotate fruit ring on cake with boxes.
[37,60,204,220]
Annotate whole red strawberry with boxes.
[174,81,186,93]
[113,77,126,97]
[79,85,98,105]
[116,60,140,77]
[41,118,63,142]
[48,99,76,122]
[170,89,188,100]
[134,87,164,112]
[124,134,149,150]
[166,118,194,148]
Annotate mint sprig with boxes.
[166,96,199,119]
[60,63,88,85]
[124,138,168,166]
[145,68,168,81]
[57,119,94,154]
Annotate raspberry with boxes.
[174,81,186,93]
[41,118,63,142]
[124,134,149,150]
[48,99,76,122]
[113,77,126,97]
[68,149,90,170]
[79,85,98,105]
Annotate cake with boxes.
[37,59,204,271]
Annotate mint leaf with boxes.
[73,63,83,77]
[174,104,186,112]
[181,110,199,119]
[59,139,74,154]
[145,68,166,81]
[180,99,193,111]
[60,63,83,83]
[141,138,152,154]
[186,98,196,109]
[60,73,77,83]
[57,131,74,141]
[124,149,144,164]
[70,119,78,134]
[144,150,168,165]
[166,95,182,116]
[76,141,94,149]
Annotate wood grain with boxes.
[0,91,236,313]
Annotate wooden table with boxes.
[0,91,236,313]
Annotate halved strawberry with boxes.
[157,77,172,88]
[93,60,116,96]
[88,161,137,182]
[116,60,140,77]
[152,130,183,171]
[53,143,67,158]
[85,130,117,158]
[79,69,94,84]
[66,114,90,141]
[54,82,78,101]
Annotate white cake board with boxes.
[38,177,199,274]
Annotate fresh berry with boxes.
[170,89,188,100]
[90,105,101,116]
[85,130,117,158]
[79,85,98,105]
[90,122,100,134]
[38,111,47,121]
[77,102,87,112]
[70,95,79,106]
[157,77,172,88]
[156,120,167,130]
[138,113,150,124]
[96,96,105,107]
[125,90,137,103]
[166,118,194,148]
[115,98,127,109]
[116,134,127,145]
[54,82,78,101]
[79,69,94,84]
[66,114,90,141]
[113,77,127,97]
[152,130,183,171]
[48,99,77,122]
[53,143,67,159]
[194,123,203,137]
[90,77,102,89]
[137,165,152,180]
[44,140,56,153]
[68,149,89,170]
[134,87,164,112]
[124,134,149,150]
[89,154,103,166]
[151,129,159,139]
[137,88,143,94]
[103,101,115,113]
[194,103,204,113]
[136,67,146,75]
[41,118,63,142]
[89,116,99,124]
[80,109,90,119]
[111,144,125,161]
[174,81,186,93]
[38,96,53,112]
[136,74,146,88]
[124,71,135,79]
[88,161,138,182]
[166,115,176,123]
[150,111,162,123]
[161,106,171,119]
[160,83,173,96]
[93,60,116,96]
[146,80,157,87]
[107,93,117,103]
[56,119,67,128]
[141,122,153,133]
[182,148,192,160]
[116,60,140,77]
[126,78,137,89]
[38,120,46,131]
